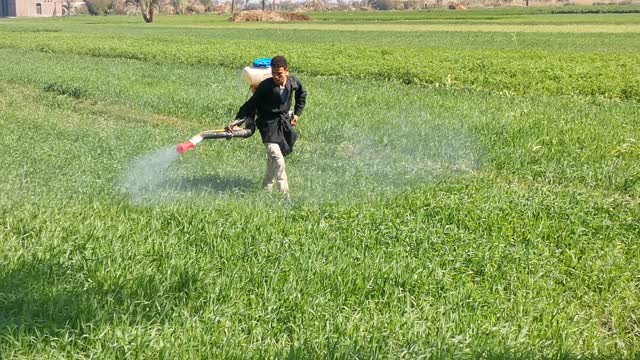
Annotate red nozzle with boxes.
[176,141,195,155]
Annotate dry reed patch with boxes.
[448,2,467,9]
[230,10,311,22]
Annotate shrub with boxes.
[160,3,176,13]
[374,0,393,9]
[187,1,205,13]
[125,3,140,14]
[110,0,128,14]
[173,0,188,13]
[86,0,111,14]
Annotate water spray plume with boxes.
[122,146,181,203]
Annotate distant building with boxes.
[1,0,63,16]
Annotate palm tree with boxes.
[136,0,159,22]
[62,0,74,15]
[303,0,327,10]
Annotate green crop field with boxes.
[0,7,639,358]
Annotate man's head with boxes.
[271,55,289,87]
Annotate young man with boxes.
[226,55,307,194]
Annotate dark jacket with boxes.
[235,76,307,156]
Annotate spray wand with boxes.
[176,128,242,155]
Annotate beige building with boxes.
[1,0,63,16]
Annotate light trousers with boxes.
[263,143,289,193]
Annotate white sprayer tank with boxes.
[241,66,272,87]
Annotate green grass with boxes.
[2,13,639,100]
[311,7,640,21]
[1,8,639,358]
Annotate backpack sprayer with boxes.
[175,58,273,155]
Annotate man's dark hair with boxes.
[271,55,288,69]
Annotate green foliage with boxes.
[374,0,393,10]
[311,5,640,20]
[85,0,111,15]
[0,14,639,100]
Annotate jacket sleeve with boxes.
[235,84,263,120]
[293,78,307,117]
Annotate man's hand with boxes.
[291,115,299,126]
[226,120,241,133]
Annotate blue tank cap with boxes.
[252,58,272,68]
